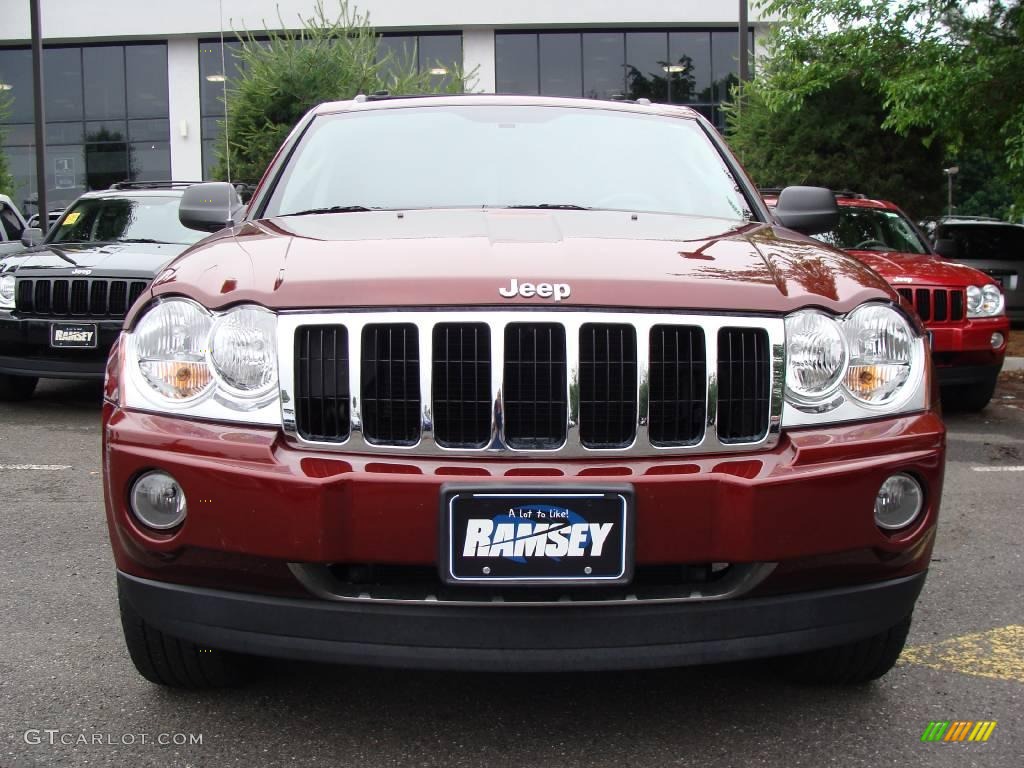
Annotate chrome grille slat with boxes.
[280,311,785,459]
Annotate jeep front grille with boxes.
[432,323,492,449]
[282,311,784,458]
[361,324,421,445]
[15,277,148,318]
[897,287,965,324]
[295,325,350,443]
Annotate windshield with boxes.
[813,207,929,254]
[938,224,1024,262]
[263,105,754,221]
[48,196,205,246]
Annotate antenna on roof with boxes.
[219,0,231,185]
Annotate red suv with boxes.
[103,96,944,689]
[764,192,1009,411]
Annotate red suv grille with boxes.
[897,287,965,323]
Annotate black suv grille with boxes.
[503,323,567,450]
[361,324,421,446]
[716,328,771,443]
[16,277,148,318]
[295,325,350,442]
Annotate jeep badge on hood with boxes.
[499,278,571,301]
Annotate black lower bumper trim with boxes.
[117,570,927,672]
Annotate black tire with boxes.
[0,374,38,401]
[784,615,912,685]
[118,585,252,688]
[941,374,998,413]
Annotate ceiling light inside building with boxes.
[429,67,448,76]
[206,74,227,83]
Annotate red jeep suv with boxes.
[764,192,1009,411]
[103,96,944,688]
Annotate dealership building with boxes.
[0,0,765,214]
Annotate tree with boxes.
[726,78,947,218]
[0,88,15,197]
[214,1,473,183]
[745,0,1024,216]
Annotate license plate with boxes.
[441,486,633,585]
[50,322,98,348]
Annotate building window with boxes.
[0,43,170,216]
[495,29,754,129]
[199,33,462,180]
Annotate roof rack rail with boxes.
[832,189,867,199]
[108,180,204,190]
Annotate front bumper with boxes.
[118,569,927,671]
[0,315,121,379]
[929,315,1008,383]
[104,405,944,670]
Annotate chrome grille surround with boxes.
[278,310,786,459]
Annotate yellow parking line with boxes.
[900,624,1024,683]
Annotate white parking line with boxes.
[0,464,72,470]
[971,466,1024,472]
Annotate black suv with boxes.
[0,182,208,399]
[926,216,1024,325]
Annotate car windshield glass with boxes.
[264,105,755,222]
[940,224,1024,261]
[812,207,929,254]
[48,196,205,246]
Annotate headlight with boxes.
[784,311,846,404]
[783,302,927,427]
[134,299,214,401]
[123,298,281,424]
[843,304,915,405]
[209,306,278,399]
[0,274,15,310]
[969,284,1004,318]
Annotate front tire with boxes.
[785,615,912,685]
[941,373,998,413]
[118,584,252,688]
[0,374,38,401]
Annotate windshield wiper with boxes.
[281,205,378,217]
[116,238,165,244]
[504,204,591,210]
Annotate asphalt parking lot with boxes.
[1,378,1022,768]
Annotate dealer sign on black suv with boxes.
[0,182,232,400]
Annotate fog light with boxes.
[874,473,923,531]
[130,471,186,530]
[991,332,1005,349]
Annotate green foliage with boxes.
[726,79,946,218]
[745,0,1024,217]
[213,1,473,183]
[0,88,15,197]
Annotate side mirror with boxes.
[20,227,43,247]
[774,186,839,236]
[933,238,959,259]
[178,182,244,233]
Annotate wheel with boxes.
[941,374,998,413]
[118,584,252,688]
[784,614,911,685]
[0,374,38,401]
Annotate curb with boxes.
[1003,357,1024,372]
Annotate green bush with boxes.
[213,1,473,183]
[0,89,15,197]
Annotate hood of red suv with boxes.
[845,249,997,288]
[140,209,893,322]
